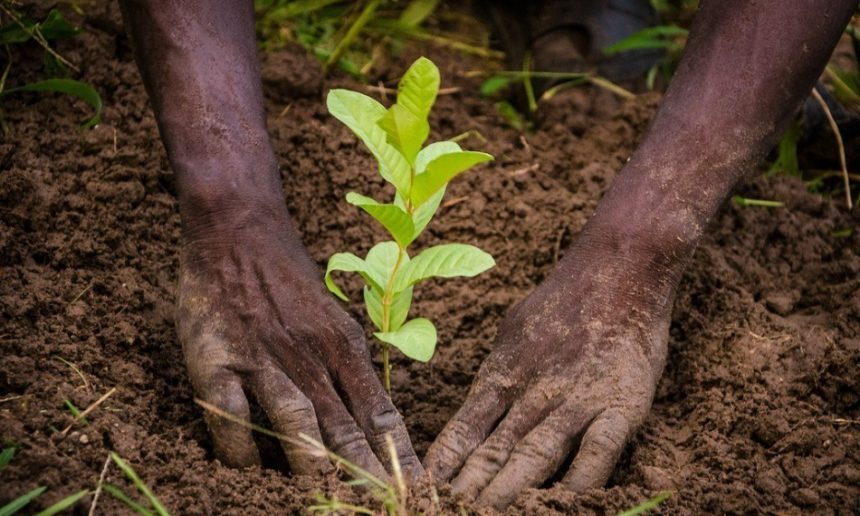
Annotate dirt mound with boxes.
[1,4,857,514]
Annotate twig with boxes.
[61,387,117,436]
[510,163,539,176]
[0,4,79,73]
[441,196,467,208]
[0,395,22,403]
[362,84,460,97]
[70,283,92,304]
[810,87,853,209]
[587,75,635,99]
[54,355,90,391]
[88,453,112,516]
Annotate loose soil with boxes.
[2,4,858,515]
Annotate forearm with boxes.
[581,0,855,268]
[119,0,286,239]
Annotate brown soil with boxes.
[2,4,858,515]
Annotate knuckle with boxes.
[329,425,368,455]
[272,394,316,425]
[586,427,624,455]
[369,405,402,435]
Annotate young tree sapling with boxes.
[325,57,495,392]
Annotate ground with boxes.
[1,4,859,515]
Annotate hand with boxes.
[424,237,676,508]
[176,205,422,478]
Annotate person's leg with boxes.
[425,0,856,508]
[118,0,421,476]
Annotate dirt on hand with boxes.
[1,3,858,514]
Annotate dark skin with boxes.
[119,0,855,507]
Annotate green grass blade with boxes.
[398,0,439,27]
[617,491,672,516]
[1,79,102,127]
[0,486,46,516]
[325,0,381,70]
[34,489,89,516]
[0,447,15,470]
[109,453,169,516]
[103,484,153,516]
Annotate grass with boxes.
[617,491,672,516]
[0,4,102,129]
[109,453,170,516]
[255,0,498,81]
[196,398,407,515]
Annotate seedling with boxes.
[324,57,494,391]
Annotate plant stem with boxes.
[381,344,391,392]
[380,246,406,392]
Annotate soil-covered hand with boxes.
[424,237,677,508]
[176,206,422,478]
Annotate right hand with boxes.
[175,205,422,479]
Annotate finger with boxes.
[197,368,261,468]
[451,393,556,499]
[477,405,594,509]
[250,366,332,475]
[337,354,423,480]
[309,374,389,479]
[561,409,632,493]
[423,385,507,484]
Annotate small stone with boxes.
[79,433,89,444]
[764,290,799,316]
[641,465,675,491]
[790,488,820,507]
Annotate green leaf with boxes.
[603,25,687,55]
[0,17,36,45]
[364,241,409,294]
[377,103,429,164]
[415,140,461,174]
[411,187,445,237]
[39,10,80,40]
[1,79,102,128]
[0,486,46,516]
[397,57,440,120]
[495,101,525,130]
[326,89,411,195]
[346,192,416,247]
[396,243,494,290]
[411,151,493,206]
[110,453,170,516]
[364,285,413,331]
[364,286,383,330]
[35,489,90,516]
[325,252,377,301]
[480,76,514,96]
[398,0,439,27]
[374,318,436,362]
[0,447,15,470]
[389,287,413,331]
